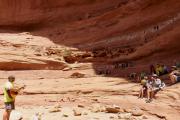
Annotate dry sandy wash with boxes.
[0,70,179,120]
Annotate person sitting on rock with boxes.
[155,64,163,76]
[169,66,180,84]
[137,71,146,82]
[174,60,180,68]
[146,76,154,103]
[129,72,137,81]
[150,64,156,75]
[162,65,169,75]
[146,74,165,103]
[138,76,148,98]
[152,74,165,91]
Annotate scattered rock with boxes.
[81,90,93,94]
[62,67,72,71]
[54,104,61,109]
[70,72,85,78]
[124,108,132,113]
[78,104,85,108]
[105,105,124,113]
[45,48,58,56]
[118,113,132,119]
[109,115,118,119]
[12,44,23,48]
[113,105,124,112]
[63,55,77,64]
[73,108,82,116]
[34,53,42,56]
[90,104,106,113]
[131,108,143,116]
[142,115,148,119]
[132,111,143,116]
[91,98,98,102]
[49,107,61,113]
[62,114,69,117]
[106,107,120,113]
[48,100,57,103]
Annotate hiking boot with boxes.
[145,99,152,103]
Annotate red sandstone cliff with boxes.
[0,0,180,70]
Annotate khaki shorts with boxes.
[5,102,15,110]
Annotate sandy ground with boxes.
[0,70,179,120]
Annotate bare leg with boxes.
[141,88,144,98]
[138,88,143,98]
[3,110,11,120]
[138,89,142,98]
[146,89,152,103]
[147,89,151,100]
[150,91,154,99]
[3,110,7,120]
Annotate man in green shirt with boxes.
[3,76,16,120]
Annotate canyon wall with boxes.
[0,0,120,27]
[0,0,180,71]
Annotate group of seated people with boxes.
[138,63,180,103]
[138,74,166,103]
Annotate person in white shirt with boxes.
[146,74,165,103]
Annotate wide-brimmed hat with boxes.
[152,74,158,77]
[171,66,177,68]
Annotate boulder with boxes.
[90,104,106,113]
[78,104,85,108]
[106,107,120,113]
[49,107,61,113]
[142,115,148,119]
[63,56,77,64]
[131,108,143,116]
[73,108,82,116]
[70,72,85,78]
[118,113,132,119]
[62,114,69,117]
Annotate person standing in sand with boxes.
[3,75,25,120]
